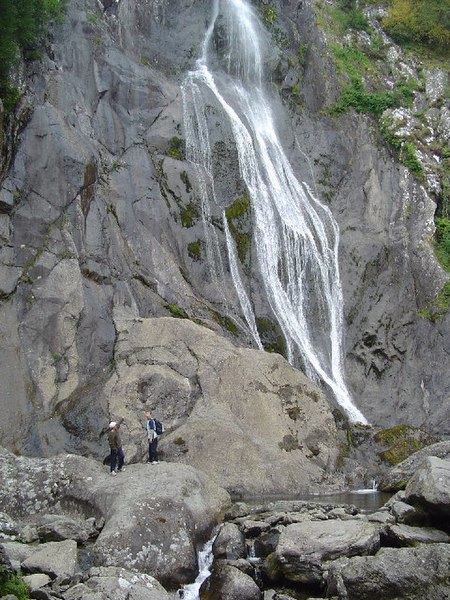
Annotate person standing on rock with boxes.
[145,411,159,464]
[108,419,125,476]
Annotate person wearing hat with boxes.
[107,418,125,476]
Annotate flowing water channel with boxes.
[181,0,367,423]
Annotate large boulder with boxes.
[263,519,380,586]
[326,544,450,599]
[403,456,450,527]
[0,448,230,587]
[65,566,172,600]
[378,441,450,492]
[199,561,262,600]
[21,539,78,581]
[104,316,342,498]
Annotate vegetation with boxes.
[180,202,199,228]
[0,0,65,111]
[166,303,188,319]
[374,424,433,465]
[167,137,185,161]
[382,0,450,51]
[435,217,450,271]
[0,568,30,600]
[187,240,202,261]
[225,193,252,264]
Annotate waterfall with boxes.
[181,0,368,425]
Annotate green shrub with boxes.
[187,240,202,261]
[0,568,30,600]
[435,217,450,271]
[225,193,252,264]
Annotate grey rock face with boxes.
[0,0,448,470]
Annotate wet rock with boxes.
[213,523,246,560]
[199,561,262,600]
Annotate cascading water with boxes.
[181,0,368,424]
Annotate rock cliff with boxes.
[0,0,448,468]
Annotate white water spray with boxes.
[182,0,367,424]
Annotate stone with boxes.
[21,540,78,580]
[22,573,52,590]
[199,562,262,600]
[68,566,172,600]
[378,442,450,492]
[32,514,98,544]
[389,501,421,525]
[0,449,230,589]
[263,519,380,586]
[326,544,450,599]
[213,523,246,560]
[384,524,450,546]
[404,456,450,525]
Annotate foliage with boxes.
[383,0,450,51]
[0,0,65,110]
[187,240,202,261]
[434,217,450,271]
[336,0,371,32]
[0,568,30,600]
[418,282,450,321]
[180,202,199,228]
[225,193,252,264]
[439,146,450,219]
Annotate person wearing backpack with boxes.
[145,411,162,464]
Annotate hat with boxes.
[109,421,117,429]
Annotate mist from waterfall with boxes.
[181,0,368,424]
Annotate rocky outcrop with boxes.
[104,316,342,497]
[0,447,230,589]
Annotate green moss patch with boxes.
[374,424,433,465]
[225,193,252,265]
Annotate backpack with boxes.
[152,419,164,435]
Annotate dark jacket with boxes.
[108,428,122,451]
